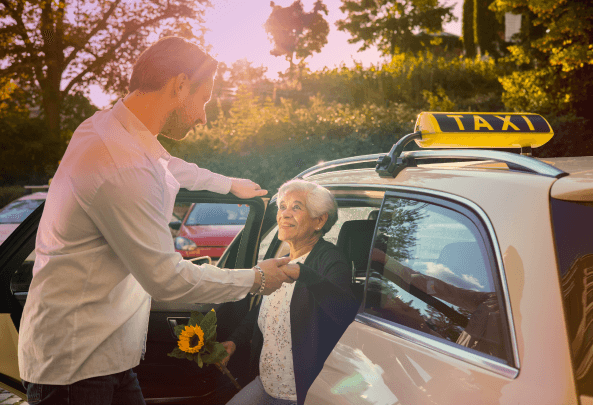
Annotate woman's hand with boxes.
[282,263,300,281]
[218,341,237,368]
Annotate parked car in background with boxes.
[1,111,592,404]
[0,192,47,246]
[173,203,250,264]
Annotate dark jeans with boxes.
[22,369,146,405]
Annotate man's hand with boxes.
[230,178,267,199]
[251,257,294,295]
[282,263,300,281]
[217,341,236,368]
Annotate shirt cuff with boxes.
[222,268,256,301]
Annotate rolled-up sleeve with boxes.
[168,156,232,194]
[86,166,253,303]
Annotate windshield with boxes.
[185,203,249,226]
[0,199,45,224]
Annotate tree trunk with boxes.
[463,0,476,57]
[40,0,66,167]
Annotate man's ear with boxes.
[172,73,190,102]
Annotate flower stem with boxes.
[215,363,241,391]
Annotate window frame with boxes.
[329,184,520,379]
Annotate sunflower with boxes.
[178,325,205,354]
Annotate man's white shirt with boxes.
[18,100,255,384]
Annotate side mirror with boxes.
[169,220,182,231]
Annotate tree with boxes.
[462,0,504,58]
[0,0,212,157]
[491,0,593,115]
[336,0,456,56]
[473,0,504,57]
[229,59,269,91]
[462,0,476,57]
[264,0,329,82]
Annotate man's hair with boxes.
[129,37,218,93]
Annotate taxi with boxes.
[0,111,591,404]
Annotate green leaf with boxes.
[203,327,217,343]
[200,310,217,336]
[186,352,193,361]
[195,353,204,368]
[204,341,216,353]
[168,347,186,359]
[202,342,228,365]
[174,324,186,337]
[189,311,204,327]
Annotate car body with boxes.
[173,203,250,262]
[0,192,47,246]
[1,111,591,404]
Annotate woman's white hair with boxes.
[277,179,338,235]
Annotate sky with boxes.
[89,0,463,108]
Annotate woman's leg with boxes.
[226,376,270,405]
[225,376,296,405]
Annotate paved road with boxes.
[0,388,28,404]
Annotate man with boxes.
[18,36,293,404]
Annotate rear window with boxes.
[551,199,593,397]
[185,203,249,226]
[0,199,45,224]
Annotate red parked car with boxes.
[173,203,250,263]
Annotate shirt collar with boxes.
[111,99,171,161]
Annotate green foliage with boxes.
[336,0,457,55]
[474,0,503,57]
[491,0,593,116]
[0,83,97,184]
[302,51,503,109]
[164,92,418,192]
[1,0,212,148]
[462,0,476,57]
[422,86,456,111]
[189,311,205,327]
[169,347,186,359]
[167,309,227,367]
[264,0,329,82]
[0,186,26,210]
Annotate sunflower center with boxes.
[189,334,201,348]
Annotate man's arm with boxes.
[168,157,266,198]
[86,167,285,303]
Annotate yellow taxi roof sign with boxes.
[414,112,554,148]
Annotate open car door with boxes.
[0,189,268,404]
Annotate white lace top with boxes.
[258,252,310,400]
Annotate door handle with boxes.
[167,317,190,339]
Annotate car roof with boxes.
[300,152,593,203]
[542,157,593,201]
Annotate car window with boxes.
[364,195,512,364]
[257,201,380,262]
[551,199,593,397]
[0,199,45,224]
[185,203,249,226]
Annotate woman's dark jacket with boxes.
[228,238,359,405]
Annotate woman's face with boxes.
[277,190,325,245]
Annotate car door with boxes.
[0,189,268,404]
[306,189,521,405]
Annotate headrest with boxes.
[337,219,376,270]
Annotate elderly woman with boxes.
[221,179,359,405]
